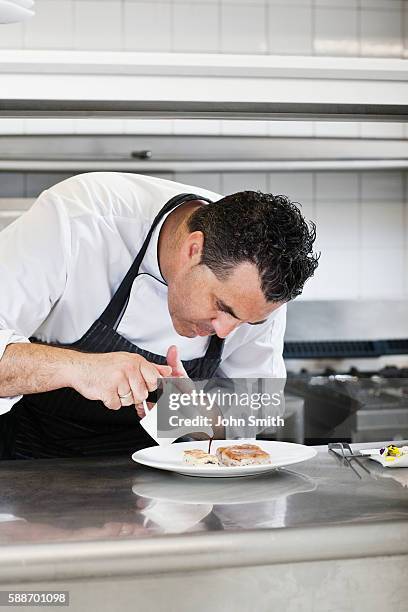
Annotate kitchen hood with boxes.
[0,52,407,121]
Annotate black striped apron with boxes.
[0,193,225,459]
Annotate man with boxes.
[0,172,318,459]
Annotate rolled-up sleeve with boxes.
[0,190,70,414]
[0,330,31,415]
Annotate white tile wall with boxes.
[361,248,405,298]
[268,4,313,55]
[360,5,403,57]
[361,201,404,248]
[220,2,267,54]
[0,119,24,135]
[174,172,223,193]
[313,122,361,138]
[25,173,73,197]
[360,1,403,12]
[173,2,219,53]
[24,119,76,133]
[124,1,172,52]
[314,6,359,56]
[221,121,270,136]
[221,171,268,192]
[173,120,221,135]
[300,248,360,299]
[405,248,408,297]
[24,0,74,49]
[269,122,314,137]
[0,21,23,48]
[74,119,125,134]
[268,172,314,202]
[360,123,405,139]
[361,171,404,201]
[124,119,173,134]
[74,0,122,51]
[0,169,407,301]
[316,171,359,201]
[2,0,402,58]
[2,118,407,139]
[0,174,25,197]
[316,201,359,248]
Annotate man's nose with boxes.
[211,314,240,338]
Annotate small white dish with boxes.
[132,440,317,478]
[359,448,408,468]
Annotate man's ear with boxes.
[186,230,204,263]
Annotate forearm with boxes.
[0,342,76,397]
[0,343,172,409]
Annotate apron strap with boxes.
[206,333,225,359]
[99,192,212,328]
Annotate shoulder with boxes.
[44,172,223,220]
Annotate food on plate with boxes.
[379,444,408,461]
[183,443,271,467]
[216,443,271,466]
[183,449,219,465]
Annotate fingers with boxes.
[135,403,145,418]
[135,401,154,419]
[139,362,162,393]
[128,375,149,406]
[102,393,122,411]
[166,345,188,377]
[117,383,134,407]
[127,360,161,405]
[99,354,180,412]
[156,364,173,377]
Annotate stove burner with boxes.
[297,365,408,379]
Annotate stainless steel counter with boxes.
[0,442,407,586]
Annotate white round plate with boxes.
[132,440,317,478]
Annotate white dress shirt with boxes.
[0,172,286,415]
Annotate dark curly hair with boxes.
[187,191,320,302]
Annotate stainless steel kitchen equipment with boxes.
[1,54,408,121]
[284,300,408,444]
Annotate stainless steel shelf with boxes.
[1,159,408,172]
[1,52,408,121]
[2,100,408,122]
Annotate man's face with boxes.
[167,231,283,338]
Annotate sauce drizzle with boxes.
[208,435,214,455]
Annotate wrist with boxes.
[56,348,84,389]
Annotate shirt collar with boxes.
[139,209,171,284]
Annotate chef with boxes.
[0,172,318,459]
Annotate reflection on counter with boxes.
[132,468,316,532]
[0,449,407,546]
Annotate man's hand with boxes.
[134,345,224,440]
[67,351,172,410]
[135,345,188,418]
